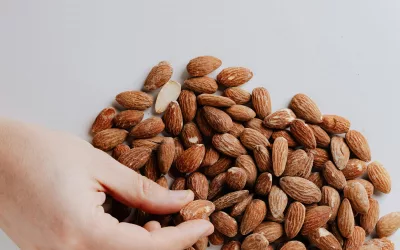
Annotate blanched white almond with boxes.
[155,80,181,113]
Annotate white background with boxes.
[0,1,399,249]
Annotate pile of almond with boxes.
[91,56,399,250]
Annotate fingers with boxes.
[95,155,194,214]
[143,221,161,232]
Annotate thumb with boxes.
[95,154,194,214]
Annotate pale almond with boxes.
[280,241,306,250]
[367,161,391,193]
[264,108,296,129]
[272,137,288,177]
[361,238,394,250]
[344,181,370,214]
[376,212,400,238]
[268,185,288,220]
[331,136,350,170]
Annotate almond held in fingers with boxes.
[175,144,205,173]
[163,101,183,136]
[197,94,236,107]
[116,90,153,110]
[186,55,222,77]
[290,119,317,149]
[130,117,165,139]
[280,176,322,204]
[203,106,233,133]
[264,108,296,129]
[223,87,251,104]
[225,105,257,122]
[178,90,197,122]
[367,161,391,193]
[91,107,117,133]
[184,76,218,94]
[345,130,371,161]
[217,67,253,87]
[212,133,247,157]
[92,128,128,151]
[252,87,272,119]
[320,114,351,134]
[290,93,322,124]
[143,61,173,91]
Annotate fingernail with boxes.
[170,190,193,201]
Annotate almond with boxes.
[155,176,168,189]
[285,202,306,239]
[180,200,215,221]
[155,80,181,113]
[197,94,236,107]
[178,90,197,123]
[201,146,220,168]
[240,199,267,235]
[184,76,218,94]
[283,149,308,177]
[348,179,374,197]
[240,128,270,150]
[210,211,238,237]
[280,176,322,204]
[187,172,208,200]
[187,56,222,77]
[345,130,371,161]
[342,159,367,180]
[367,161,391,193]
[268,185,288,220]
[251,87,272,119]
[203,106,233,133]
[331,136,350,170]
[254,221,283,243]
[225,105,256,122]
[208,172,227,200]
[130,117,165,139]
[221,241,241,250]
[330,222,344,247]
[157,137,175,174]
[272,137,288,177]
[213,190,250,210]
[361,238,394,250]
[114,110,144,129]
[92,128,128,151]
[263,108,296,129]
[217,67,253,87]
[228,121,245,138]
[171,177,186,190]
[143,153,160,181]
[241,233,269,250]
[91,107,117,133]
[272,130,298,148]
[235,155,257,187]
[118,147,152,170]
[344,181,370,214]
[244,118,273,139]
[337,198,355,238]
[175,144,205,173]
[308,148,330,170]
[302,206,332,235]
[132,136,164,150]
[320,115,351,134]
[320,186,340,222]
[143,61,173,91]
[112,144,130,159]
[194,236,208,250]
[115,91,153,110]
[290,93,322,124]
[231,193,253,217]
[299,151,314,178]
[212,133,247,157]
[360,198,380,235]
[208,230,225,246]
[323,161,347,190]
[255,172,273,196]
[281,241,306,250]
[226,167,247,191]
[223,87,251,104]
[307,172,324,189]
[181,122,203,148]
[309,124,331,148]
[204,156,233,177]
[163,101,183,136]
[290,119,316,149]
[308,228,342,250]
[376,212,400,238]
[253,145,272,173]
[195,108,215,137]
[173,137,184,163]
[344,226,366,250]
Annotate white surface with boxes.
[0,1,399,249]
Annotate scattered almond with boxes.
[240,199,267,235]
[118,147,152,170]
[263,108,296,129]
[178,90,197,123]
[91,107,116,133]
[187,172,209,200]
[93,128,128,151]
[115,90,153,110]
[226,167,247,191]
[320,115,351,134]
[203,106,233,133]
[157,137,175,174]
[367,161,391,193]
[302,206,332,235]
[344,181,370,214]
[290,119,316,149]
[376,212,400,238]
[235,155,257,187]
[163,101,183,136]
[280,176,322,204]
[285,202,306,239]
[197,94,236,107]
[241,233,269,250]
[225,105,257,122]
[337,198,355,238]
[272,137,288,177]
[359,198,380,235]
[130,117,165,139]
[187,56,222,77]
[217,67,253,87]
[210,211,238,237]
[253,145,272,173]
[244,118,273,139]
[252,87,272,119]
[330,136,350,170]
[268,185,288,221]
[181,122,203,148]
[323,161,347,190]
[346,130,371,162]
[175,144,205,173]
[223,87,251,104]
[184,76,218,94]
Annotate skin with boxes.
[0,119,214,250]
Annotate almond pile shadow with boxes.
[90,56,398,250]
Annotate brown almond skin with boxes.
[308,228,342,250]
[187,172,208,200]
[180,122,203,148]
[231,193,253,217]
[331,136,350,170]
[272,130,298,148]
[173,137,184,163]
[342,159,367,180]
[187,56,222,76]
[210,211,238,237]
[252,87,272,119]
[225,105,256,122]
[320,186,340,222]
[235,155,257,188]
[178,90,197,123]
[157,137,175,174]
[227,121,245,138]
[156,176,168,189]
[263,108,296,129]
[346,130,371,161]
[184,76,218,94]
[360,198,380,235]
[376,212,400,238]
[208,230,225,245]
[180,200,215,221]
[130,117,165,139]
[163,101,183,136]
[132,136,164,151]
[253,145,272,173]
[201,146,220,168]
[171,177,186,190]
[143,153,159,181]
[93,128,128,151]
[280,176,322,204]
[362,238,394,250]
[337,198,355,238]
[195,108,215,137]
[213,190,250,211]
[323,161,347,190]
[307,172,324,189]
[212,133,247,158]
[112,144,130,159]
[320,114,351,134]
[92,107,117,133]
[193,236,208,250]
[115,91,153,110]
[143,61,173,91]
[114,110,144,129]
[284,149,308,177]
[367,161,391,193]
[175,144,205,173]
[255,172,273,196]
[197,94,236,107]
[309,124,331,148]
[240,128,270,150]
[308,148,330,170]
[241,233,269,250]
[240,199,267,235]
[223,87,251,105]
[344,226,365,250]
[299,151,314,178]
[208,172,227,200]
[217,67,253,87]
[330,222,345,247]
[221,241,241,250]
[245,118,273,139]
[268,185,288,220]
[302,206,332,235]
[348,179,374,197]
[272,137,288,177]
[203,106,233,133]
[290,93,322,124]
[254,221,283,243]
[285,202,306,239]
[290,119,316,149]
[226,167,247,191]
[281,241,306,250]
[343,181,370,214]
[204,156,233,177]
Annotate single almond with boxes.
[272,130,299,148]
[245,118,273,139]
[115,90,153,110]
[290,93,322,123]
[221,241,241,250]
[280,176,322,204]
[309,124,331,148]
[307,228,342,250]
[235,155,257,187]
[143,153,159,181]
[241,199,267,235]
[344,226,365,250]
[163,101,183,136]
[231,193,253,217]
[226,167,247,191]
[156,176,168,189]
[187,172,209,200]
[298,151,314,178]
[223,87,251,104]
[263,108,296,129]
[130,117,165,139]
[187,56,222,77]
[345,130,371,161]
[91,107,117,133]
[195,108,215,137]
[360,198,380,235]
[118,147,152,170]
[361,237,394,250]
[225,105,256,122]
[367,161,391,193]
[283,149,308,177]
[241,233,269,250]
[240,128,270,150]
[307,172,324,189]
[143,61,173,91]
[184,76,218,94]
[268,185,288,220]
[171,177,186,190]
[228,121,245,138]
[337,198,355,238]
[272,137,288,177]
[251,87,272,119]
[331,136,350,170]
[180,122,203,148]
[290,119,316,149]
[173,137,184,163]
[285,202,306,239]
[213,190,250,210]
[208,230,225,246]
[157,137,175,174]
[92,128,128,151]
[255,172,273,196]
[254,221,283,243]
[203,106,233,133]
[348,179,374,197]
[323,161,347,190]
[112,144,130,159]
[280,241,306,250]
[208,172,227,200]
[204,156,233,177]
[197,94,236,107]
[302,206,332,235]
[175,144,205,173]
[155,80,181,113]
[344,181,370,214]
[114,110,144,129]
[210,211,238,237]
[132,136,164,151]
[180,200,215,221]
[212,133,247,157]
[217,67,253,87]
[201,146,220,168]
[342,159,367,180]
[376,212,400,238]
[308,148,330,170]
[194,236,208,250]
[178,90,197,123]
[320,115,351,134]
[253,145,272,173]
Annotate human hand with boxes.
[0,119,213,250]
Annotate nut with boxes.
[186,56,222,77]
